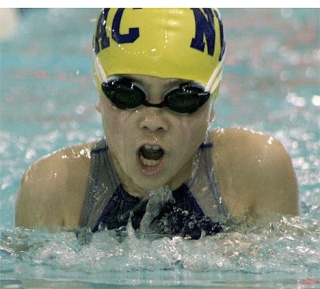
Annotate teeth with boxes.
[139,144,164,165]
[144,144,152,150]
[144,144,160,151]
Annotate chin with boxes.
[135,178,169,192]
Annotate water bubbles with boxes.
[311,95,320,106]
[25,148,37,160]
[279,46,301,66]
[1,175,13,191]
[286,93,306,107]
[76,105,85,115]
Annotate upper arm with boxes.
[15,155,66,229]
[251,138,299,216]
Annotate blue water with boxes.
[0,8,319,288]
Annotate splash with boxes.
[1,210,319,286]
[139,185,174,237]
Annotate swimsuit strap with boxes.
[79,139,120,229]
[187,136,228,220]
[203,142,228,218]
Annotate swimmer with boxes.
[15,8,299,239]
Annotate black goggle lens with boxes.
[101,78,210,114]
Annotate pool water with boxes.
[0,8,319,288]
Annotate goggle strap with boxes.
[94,57,108,88]
[205,52,226,96]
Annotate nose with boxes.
[138,108,169,132]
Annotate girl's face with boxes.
[97,74,213,197]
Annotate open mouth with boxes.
[139,144,165,167]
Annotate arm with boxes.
[212,128,299,218]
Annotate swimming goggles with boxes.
[101,77,211,114]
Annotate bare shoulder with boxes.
[15,142,96,229]
[210,127,299,218]
[211,127,287,157]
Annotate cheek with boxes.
[171,118,208,165]
[99,101,121,141]
[180,110,209,143]
[100,103,135,155]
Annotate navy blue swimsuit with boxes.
[79,139,227,240]
[92,183,223,239]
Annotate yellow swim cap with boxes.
[93,8,226,100]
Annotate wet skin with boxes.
[15,75,299,229]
